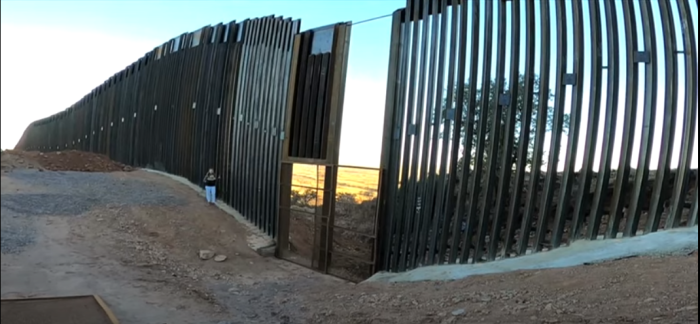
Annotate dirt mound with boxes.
[307,254,699,324]
[2,150,45,173]
[2,150,132,173]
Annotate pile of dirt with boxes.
[1,150,45,173]
[305,253,699,324]
[2,150,132,173]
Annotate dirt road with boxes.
[1,151,697,324]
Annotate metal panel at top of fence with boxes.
[16,15,301,238]
[378,0,698,273]
[282,22,352,164]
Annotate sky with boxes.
[0,0,402,168]
[1,0,698,172]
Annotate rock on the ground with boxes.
[214,254,227,262]
[451,309,465,316]
[199,250,215,260]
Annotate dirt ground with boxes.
[1,151,697,324]
[2,149,130,172]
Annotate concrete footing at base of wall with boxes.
[367,226,699,283]
[143,169,277,257]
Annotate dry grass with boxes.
[291,164,379,201]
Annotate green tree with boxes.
[444,74,570,174]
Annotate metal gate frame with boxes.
[277,22,355,276]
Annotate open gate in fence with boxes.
[277,22,384,282]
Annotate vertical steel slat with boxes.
[297,37,316,159]
[272,19,294,236]
[386,7,411,271]
[185,39,200,179]
[231,20,250,211]
[552,0,585,248]
[571,0,605,240]
[249,19,266,227]
[433,0,468,266]
[130,60,143,166]
[178,36,191,174]
[105,77,115,159]
[518,0,551,256]
[428,0,460,267]
[211,28,227,187]
[262,18,281,235]
[666,0,698,229]
[239,19,260,216]
[318,36,335,160]
[250,18,270,226]
[396,0,423,272]
[163,49,176,172]
[200,28,218,185]
[476,0,507,263]
[275,20,301,237]
[645,0,679,234]
[192,32,205,182]
[312,53,330,161]
[503,0,535,257]
[461,0,493,264]
[289,32,312,157]
[145,55,157,166]
[490,0,521,261]
[296,53,315,158]
[304,49,323,160]
[606,0,641,238]
[227,42,243,206]
[252,18,273,229]
[413,0,446,268]
[408,0,438,269]
[390,0,416,271]
[265,18,287,234]
[214,26,231,192]
[226,40,241,205]
[323,22,351,272]
[198,29,214,183]
[385,9,412,271]
[449,0,480,264]
[378,10,405,271]
[534,0,568,252]
[587,0,621,240]
[216,27,229,201]
[224,41,242,206]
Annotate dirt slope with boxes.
[2,150,131,173]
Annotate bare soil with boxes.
[2,151,697,324]
[307,254,698,324]
[2,150,130,172]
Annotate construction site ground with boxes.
[1,150,697,324]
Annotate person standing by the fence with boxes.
[203,168,219,205]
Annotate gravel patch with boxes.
[1,208,36,254]
[1,170,187,254]
[5,170,186,207]
[2,194,96,216]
